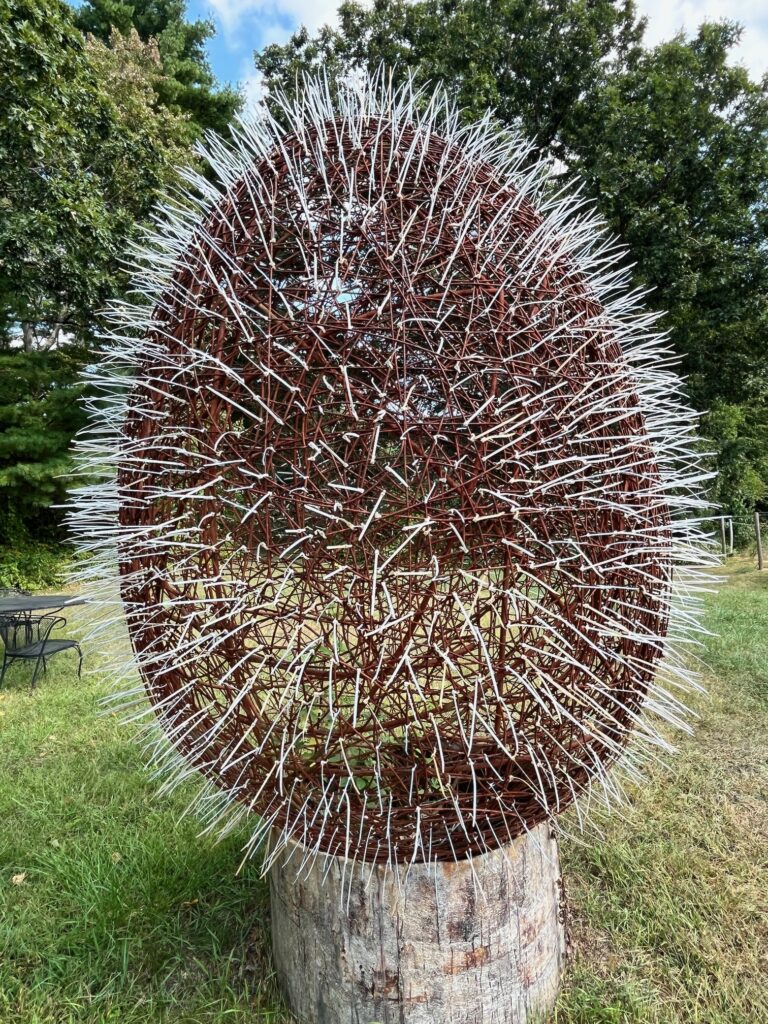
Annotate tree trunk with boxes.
[269,822,566,1024]
[21,321,35,352]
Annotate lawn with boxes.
[0,558,766,1024]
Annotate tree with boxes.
[1,0,192,348]
[85,26,197,150]
[74,0,241,135]
[256,0,645,165]
[2,0,114,348]
[255,3,768,519]
[569,23,768,405]
[0,346,88,542]
[0,0,193,543]
[563,23,768,518]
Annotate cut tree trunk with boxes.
[269,821,566,1024]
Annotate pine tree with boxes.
[75,0,241,135]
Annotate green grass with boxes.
[554,558,768,1024]
[1,560,766,1023]
[0,606,290,1024]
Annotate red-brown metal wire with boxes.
[116,116,671,863]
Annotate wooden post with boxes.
[756,512,763,570]
[720,517,727,556]
[270,822,566,1024]
[728,517,734,556]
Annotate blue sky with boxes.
[188,0,340,97]
[189,0,767,100]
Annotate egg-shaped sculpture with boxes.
[70,74,714,870]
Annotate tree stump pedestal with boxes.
[269,822,566,1024]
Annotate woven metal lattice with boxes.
[71,76,713,870]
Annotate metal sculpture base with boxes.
[269,823,566,1023]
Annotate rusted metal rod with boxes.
[114,107,677,863]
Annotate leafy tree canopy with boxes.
[74,0,241,135]
[0,0,192,346]
[257,0,646,163]
[1,0,195,542]
[256,1,768,518]
[569,22,768,410]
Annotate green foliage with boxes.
[0,0,201,549]
[255,2,768,521]
[0,542,71,589]
[0,0,193,345]
[703,401,768,542]
[0,347,88,541]
[74,0,242,135]
[1,0,115,342]
[84,27,197,156]
[574,24,768,521]
[570,23,768,412]
[258,0,644,165]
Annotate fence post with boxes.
[755,512,763,570]
[728,516,734,555]
[720,517,727,556]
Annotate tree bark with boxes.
[21,321,35,352]
[269,822,566,1024]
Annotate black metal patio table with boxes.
[0,594,87,616]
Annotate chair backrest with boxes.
[0,615,29,650]
[0,614,62,651]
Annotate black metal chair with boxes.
[0,614,82,687]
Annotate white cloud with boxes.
[239,64,264,113]
[210,0,340,39]
[636,0,767,78]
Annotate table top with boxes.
[0,594,87,614]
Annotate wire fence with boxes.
[702,514,765,568]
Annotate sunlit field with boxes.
[0,559,766,1023]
